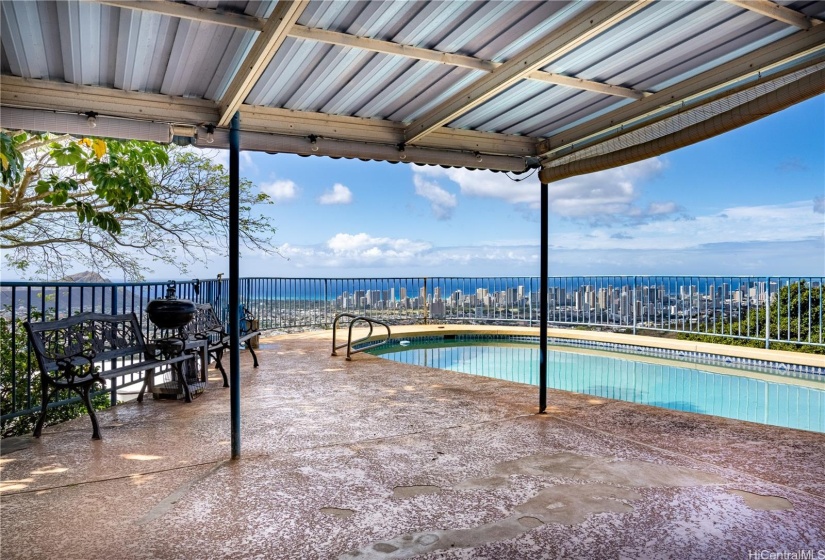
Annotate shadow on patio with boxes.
[1,331,824,559]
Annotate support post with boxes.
[539,182,549,413]
[229,112,241,459]
[110,286,119,406]
[764,276,771,349]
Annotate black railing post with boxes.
[229,111,241,460]
[539,182,548,414]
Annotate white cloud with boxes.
[412,174,457,219]
[412,158,674,223]
[414,166,537,206]
[260,179,298,202]
[815,196,824,214]
[274,233,433,269]
[276,234,536,273]
[318,183,353,205]
[550,201,824,252]
[266,200,825,276]
[646,201,679,215]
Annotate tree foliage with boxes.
[1,130,278,280]
[678,280,823,354]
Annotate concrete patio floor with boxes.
[1,329,824,560]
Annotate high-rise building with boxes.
[597,288,608,310]
[430,300,446,318]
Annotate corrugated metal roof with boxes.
[1,0,823,173]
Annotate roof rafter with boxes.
[724,0,821,29]
[402,0,654,146]
[88,4,650,102]
[93,0,265,31]
[536,22,825,159]
[89,0,647,97]
[290,25,646,100]
[527,71,645,100]
[216,0,308,128]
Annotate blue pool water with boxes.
[371,342,825,433]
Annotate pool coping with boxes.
[308,325,825,381]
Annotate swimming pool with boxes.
[370,340,825,433]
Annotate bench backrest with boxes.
[182,303,257,340]
[24,312,148,374]
[186,304,224,338]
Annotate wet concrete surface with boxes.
[1,332,824,559]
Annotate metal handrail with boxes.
[331,313,391,360]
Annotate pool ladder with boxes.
[331,313,392,360]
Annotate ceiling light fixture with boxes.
[170,124,198,137]
[204,124,215,144]
[308,134,319,152]
[397,143,407,160]
[85,111,98,128]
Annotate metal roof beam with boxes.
[536,22,825,158]
[93,0,265,31]
[241,106,536,156]
[0,77,536,158]
[216,0,308,128]
[289,24,495,72]
[402,1,653,145]
[527,71,645,100]
[539,68,825,183]
[290,25,645,100]
[0,106,529,172]
[0,76,219,124]
[724,0,820,30]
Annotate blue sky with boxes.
[3,95,823,281]
[197,94,823,280]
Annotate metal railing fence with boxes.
[2,275,822,426]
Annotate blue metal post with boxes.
[539,182,548,413]
[110,286,118,406]
[765,276,771,349]
[229,112,241,459]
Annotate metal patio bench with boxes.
[24,312,198,440]
[185,303,260,386]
